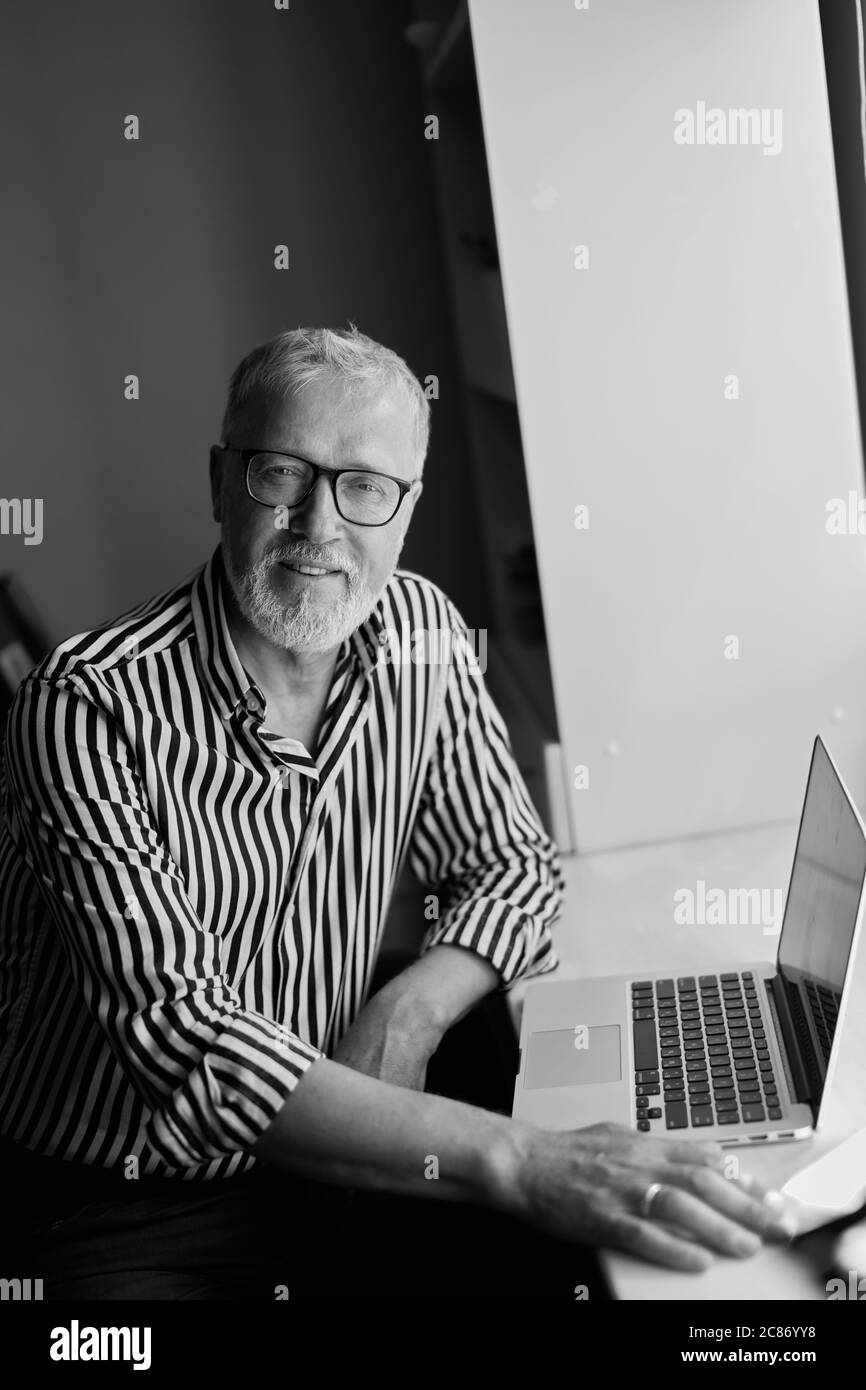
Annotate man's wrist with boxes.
[377,944,501,1039]
[476,1114,535,1218]
[372,972,448,1048]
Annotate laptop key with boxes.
[636,1096,650,1108]
[635,1070,659,1083]
[637,1119,651,1132]
[691,1110,714,1127]
[656,979,675,998]
[742,1104,766,1123]
[633,1020,659,1071]
[665,1102,688,1129]
[715,1098,738,1111]
[717,1112,741,1124]
[768,1108,783,1120]
[665,1090,685,1102]
[632,1008,655,1021]
[635,1084,660,1096]
[647,1107,662,1118]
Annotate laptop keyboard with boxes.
[631,972,782,1131]
[803,979,841,1066]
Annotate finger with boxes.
[647,1183,764,1258]
[682,1165,797,1240]
[605,1211,715,1272]
[657,1137,725,1168]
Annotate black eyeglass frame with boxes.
[215,444,418,528]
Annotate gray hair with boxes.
[220,324,430,473]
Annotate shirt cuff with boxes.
[146,1010,324,1167]
[420,898,560,990]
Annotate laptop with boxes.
[513,737,866,1146]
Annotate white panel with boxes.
[469,0,866,851]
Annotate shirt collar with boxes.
[191,545,388,720]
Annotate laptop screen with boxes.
[777,737,866,1088]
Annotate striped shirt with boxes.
[0,545,562,1180]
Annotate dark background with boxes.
[0,0,489,644]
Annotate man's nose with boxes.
[288,474,343,542]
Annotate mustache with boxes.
[264,544,353,576]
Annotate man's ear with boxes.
[411,480,423,518]
[209,446,224,524]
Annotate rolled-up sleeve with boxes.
[407,602,563,989]
[3,670,323,1168]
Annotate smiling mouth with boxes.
[279,561,340,577]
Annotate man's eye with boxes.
[348,478,386,496]
[264,464,303,480]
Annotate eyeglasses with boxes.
[215,445,418,527]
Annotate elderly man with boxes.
[0,326,794,1300]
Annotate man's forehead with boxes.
[251,385,414,465]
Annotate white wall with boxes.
[470,0,866,851]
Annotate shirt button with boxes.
[245,693,260,714]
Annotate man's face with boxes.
[211,372,423,655]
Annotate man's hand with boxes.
[331,984,443,1090]
[493,1120,797,1271]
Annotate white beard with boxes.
[222,539,385,655]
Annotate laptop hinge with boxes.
[765,974,813,1107]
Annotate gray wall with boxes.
[0,0,489,642]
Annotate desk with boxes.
[508,823,866,1301]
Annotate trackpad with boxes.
[524,1025,622,1090]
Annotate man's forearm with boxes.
[250,1055,521,1209]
